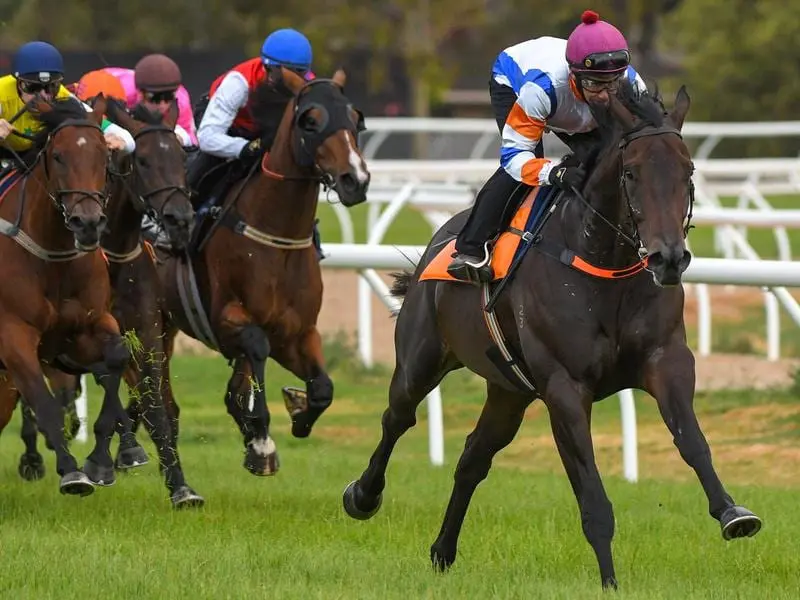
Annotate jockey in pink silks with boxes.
[102,55,198,146]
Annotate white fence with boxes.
[74,119,800,484]
[360,117,800,160]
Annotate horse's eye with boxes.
[137,156,149,168]
[301,115,318,131]
[624,169,635,181]
[53,151,65,165]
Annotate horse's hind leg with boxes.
[113,366,150,469]
[18,400,46,480]
[430,382,531,571]
[343,284,452,520]
[644,342,762,540]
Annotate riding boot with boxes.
[448,167,531,284]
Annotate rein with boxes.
[217,78,361,252]
[565,124,693,278]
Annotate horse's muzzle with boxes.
[647,243,692,287]
[67,213,108,250]
[336,172,370,207]
[161,205,195,252]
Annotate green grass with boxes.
[0,354,798,599]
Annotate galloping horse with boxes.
[342,83,761,588]
[156,68,369,475]
[15,100,203,507]
[0,96,133,496]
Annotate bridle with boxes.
[107,123,192,225]
[572,123,696,260]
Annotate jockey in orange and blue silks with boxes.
[447,10,648,284]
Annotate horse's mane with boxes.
[28,97,91,150]
[577,79,669,172]
[248,77,295,144]
[130,102,170,125]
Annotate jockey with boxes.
[196,28,314,164]
[76,55,196,148]
[0,41,135,158]
[446,10,648,283]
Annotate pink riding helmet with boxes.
[566,10,630,77]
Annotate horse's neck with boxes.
[102,177,142,253]
[17,162,77,251]
[568,152,637,266]
[240,116,319,239]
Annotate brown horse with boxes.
[155,68,369,475]
[15,100,203,507]
[0,96,133,496]
[342,83,761,588]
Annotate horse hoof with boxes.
[243,447,280,476]
[171,486,206,509]
[602,576,619,590]
[430,546,455,572]
[59,471,95,497]
[282,386,307,418]
[83,459,116,487]
[18,453,46,481]
[721,505,762,540]
[115,444,149,470]
[342,480,382,521]
[290,404,328,439]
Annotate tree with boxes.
[664,0,800,155]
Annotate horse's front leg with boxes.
[0,320,93,495]
[643,341,762,539]
[274,326,332,439]
[217,302,277,476]
[75,312,133,487]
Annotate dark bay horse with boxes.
[156,68,369,475]
[342,83,762,588]
[15,100,203,507]
[0,96,133,496]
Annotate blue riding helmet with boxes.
[260,28,313,72]
[13,41,65,82]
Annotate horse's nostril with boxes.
[339,173,357,192]
[67,216,84,231]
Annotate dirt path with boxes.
[174,271,800,391]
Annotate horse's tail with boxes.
[389,270,413,299]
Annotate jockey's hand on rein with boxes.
[548,156,586,192]
[239,138,262,160]
[0,119,16,140]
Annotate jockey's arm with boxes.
[101,120,135,154]
[499,85,554,187]
[174,124,194,148]
[627,66,649,96]
[197,72,250,159]
[69,92,136,155]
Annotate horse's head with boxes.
[594,82,694,287]
[280,68,370,207]
[28,96,111,250]
[106,99,194,251]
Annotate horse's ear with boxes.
[280,67,307,95]
[105,96,143,134]
[669,85,691,130]
[89,94,107,126]
[332,68,347,89]
[164,99,179,129]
